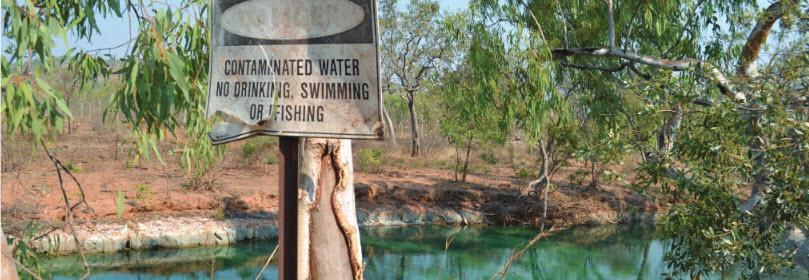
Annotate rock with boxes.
[442,210,464,224]
[457,209,484,224]
[30,217,279,255]
[27,204,656,255]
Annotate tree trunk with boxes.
[297,138,364,280]
[589,159,598,189]
[1,230,19,280]
[533,138,550,196]
[453,145,460,182]
[382,105,396,146]
[461,137,473,183]
[537,138,550,230]
[657,103,683,153]
[406,92,420,157]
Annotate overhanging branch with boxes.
[552,47,697,70]
[551,47,746,102]
[559,61,625,72]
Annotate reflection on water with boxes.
[44,224,807,279]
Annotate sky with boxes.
[44,0,469,58]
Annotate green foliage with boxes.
[356,148,384,173]
[470,1,808,277]
[135,183,151,200]
[265,153,279,165]
[2,0,220,178]
[239,137,277,162]
[240,141,260,160]
[61,161,81,173]
[8,222,46,280]
[380,0,451,94]
[1,0,121,145]
[213,207,226,221]
[513,166,535,179]
[479,150,499,165]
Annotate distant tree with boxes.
[440,64,507,183]
[380,0,452,156]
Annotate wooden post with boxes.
[278,136,299,280]
[297,138,364,280]
[278,137,365,280]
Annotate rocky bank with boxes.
[26,205,658,255]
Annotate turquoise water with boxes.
[43,225,807,279]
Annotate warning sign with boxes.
[206,0,383,144]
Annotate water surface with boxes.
[43,224,807,279]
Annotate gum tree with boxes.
[380,0,452,156]
[471,0,808,277]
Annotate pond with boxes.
[43,224,807,279]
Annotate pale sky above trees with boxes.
[25,0,469,58]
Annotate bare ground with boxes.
[1,121,662,237]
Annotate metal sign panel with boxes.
[206,0,383,144]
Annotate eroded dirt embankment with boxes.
[11,172,660,255]
[2,123,661,254]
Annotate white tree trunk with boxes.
[297,138,364,279]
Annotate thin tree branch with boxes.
[40,143,91,280]
[516,0,552,58]
[559,61,625,72]
[253,245,279,280]
[493,226,562,280]
[85,38,136,54]
[551,47,746,101]
[552,47,697,70]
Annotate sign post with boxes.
[206,0,382,279]
[277,136,298,280]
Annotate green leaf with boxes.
[167,52,190,97]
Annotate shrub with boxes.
[135,183,151,200]
[480,151,499,165]
[62,161,81,173]
[265,152,279,164]
[356,148,384,173]
[181,176,215,191]
[513,166,535,179]
[213,208,226,221]
[240,141,260,160]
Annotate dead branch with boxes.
[492,226,563,280]
[40,143,91,280]
[253,244,279,280]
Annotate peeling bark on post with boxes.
[297,138,364,280]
